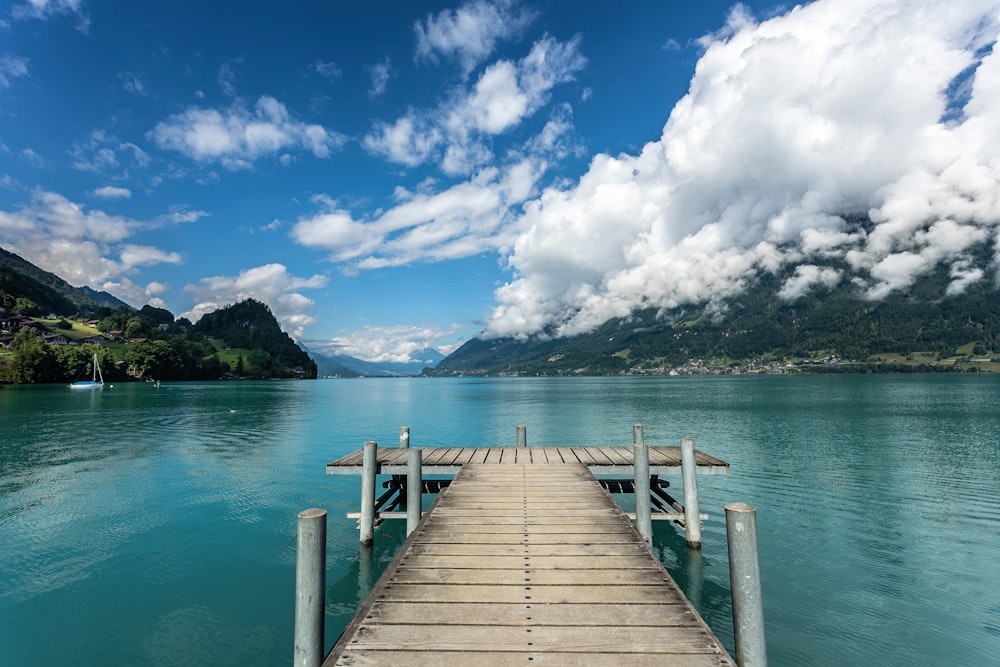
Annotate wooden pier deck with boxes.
[326,445,730,476]
[325,462,734,666]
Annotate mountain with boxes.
[312,347,444,377]
[191,299,317,377]
[0,246,131,314]
[430,259,1000,376]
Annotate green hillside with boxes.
[0,249,317,383]
[430,261,1000,376]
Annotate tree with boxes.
[9,327,58,382]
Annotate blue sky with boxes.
[2,1,999,363]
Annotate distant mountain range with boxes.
[308,346,445,378]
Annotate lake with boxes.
[1,375,998,665]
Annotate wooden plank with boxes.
[334,651,733,667]
[341,624,723,653]
[360,601,691,625]
[388,567,675,586]
[600,446,633,465]
[327,446,730,473]
[405,542,652,557]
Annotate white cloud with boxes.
[291,157,542,269]
[364,34,585,174]
[92,185,131,199]
[311,60,341,81]
[19,148,44,168]
[368,57,392,97]
[778,265,842,301]
[217,61,238,97]
[414,0,536,76]
[0,54,29,88]
[478,0,1000,338]
[150,96,346,169]
[0,190,184,288]
[98,278,169,309]
[306,322,467,363]
[70,129,151,176]
[181,263,328,339]
[12,0,89,32]
[120,71,148,96]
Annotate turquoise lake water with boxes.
[1,375,998,665]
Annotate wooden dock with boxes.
[326,445,730,476]
[324,462,735,665]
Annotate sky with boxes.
[2,0,1000,363]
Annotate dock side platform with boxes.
[325,462,734,666]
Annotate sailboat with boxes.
[69,352,104,390]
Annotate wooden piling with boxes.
[294,508,326,667]
[360,441,378,545]
[406,448,422,535]
[399,426,410,448]
[726,502,767,666]
[680,437,702,548]
[516,425,527,447]
[633,443,652,543]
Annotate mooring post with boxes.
[399,426,410,448]
[680,437,702,549]
[633,424,644,445]
[517,425,527,447]
[293,508,326,667]
[360,440,378,545]
[407,448,422,535]
[726,502,767,667]
[633,442,652,542]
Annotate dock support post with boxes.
[399,426,410,448]
[517,425,527,447]
[633,424,644,446]
[407,448,422,535]
[680,437,702,549]
[360,441,377,545]
[633,442,652,542]
[726,502,767,667]
[294,508,326,667]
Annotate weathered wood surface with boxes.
[325,463,734,666]
[326,446,729,475]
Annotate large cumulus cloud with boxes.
[483,0,1000,338]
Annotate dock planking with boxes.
[326,445,729,476]
[325,463,735,666]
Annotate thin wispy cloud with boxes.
[0,54,29,88]
[414,0,537,76]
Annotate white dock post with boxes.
[633,424,644,446]
[517,425,527,447]
[399,426,410,448]
[293,508,326,667]
[407,448,422,536]
[726,502,767,667]
[633,442,652,543]
[680,437,702,549]
[360,441,378,545]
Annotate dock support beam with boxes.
[294,508,326,667]
[633,442,652,542]
[517,425,527,447]
[680,437,702,548]
[360,441,377,545]
[726,502,767,667]
[399,426,409,448]
[406,448,422,535]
